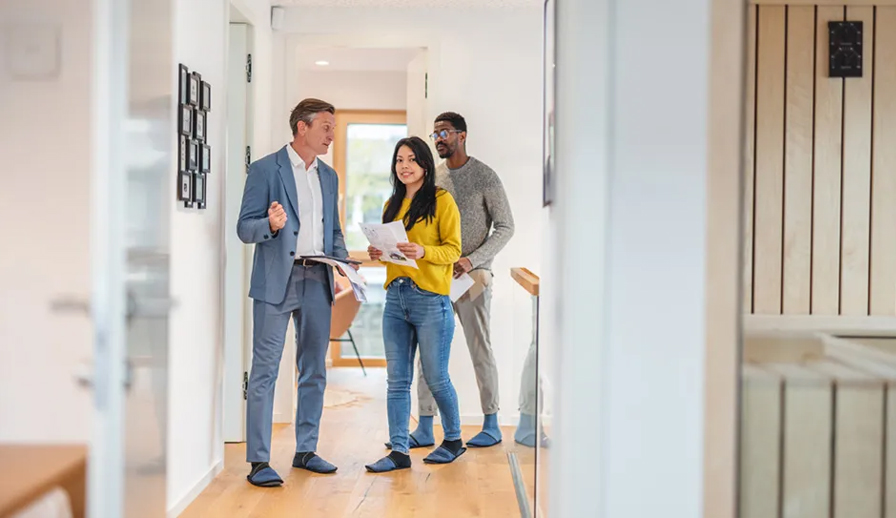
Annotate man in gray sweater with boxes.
[385,112,515,450]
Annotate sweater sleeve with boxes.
[423,191,462,265]
[466,169,515,268]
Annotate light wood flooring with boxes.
[180,368,537,517]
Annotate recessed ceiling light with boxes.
[315,60,329,66]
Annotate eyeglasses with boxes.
[429,129,464,141]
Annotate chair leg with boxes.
[347,329,366,376]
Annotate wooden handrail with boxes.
[0,444,87,518]
[511,267,540,297]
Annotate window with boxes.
[343,122,407,250]
[330,111,407,366]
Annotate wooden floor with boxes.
[180,368,537,518]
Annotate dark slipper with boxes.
[467,429,502,448]
[247,464,283,487]
[423,445,467,464]
[384,435,434,450]
[365,455,411,473]
[292,452,337,474]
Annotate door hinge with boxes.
[245,146,251,172]
[424,72,428,99]
[246,54,252,83]
[243,371,249,400]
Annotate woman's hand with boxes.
[396,242,425,260]
[368,245,383,262]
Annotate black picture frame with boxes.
[193,173,207,209]
[188,72,201,106]
[194,109,206,141]
[200,143,211,173]
[542,0,556,207]
[180,105,192,136]
[178,135,187,172]
[188,139,199,171]
[200,81,211,111]
[179,172,193,204]
[178,64,189,105]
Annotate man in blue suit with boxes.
[237,98,354,487]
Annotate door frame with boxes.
[222,20,253,443]
[329,109,406,367]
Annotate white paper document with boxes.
[450,273,475,302]
[359,221,419,269]
[299,256,368,302]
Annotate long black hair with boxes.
[382,136,439,231]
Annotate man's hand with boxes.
[368,245,383,262]
[268,201,287,232]
[397,242,425,260]
[453,257,473,279]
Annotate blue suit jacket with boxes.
[236,145,348,305]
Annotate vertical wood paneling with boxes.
[887,384,896,518]
[740,365,783,518]
[811,361,885,518]
[754,5,787,314]
[771,364,832,518]
[745,5,757,313]
[840,6,874,316]
[812,6,845,315]
[870,7,896,316]
[783,6,816,314]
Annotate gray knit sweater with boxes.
[435,157,515,270]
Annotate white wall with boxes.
[0,0,93,443]
[275,6,544,424]
[295,70,407,111]
[167,0,273,515]
[550,0,712,514]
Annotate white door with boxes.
[406,49,429,146]
[88,0,173,515]
[224,22,251,443]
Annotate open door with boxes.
[406,49,429,142]
[223,22,252,443]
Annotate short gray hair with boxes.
[289,98,335,135]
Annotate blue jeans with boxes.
[383,277,461,454]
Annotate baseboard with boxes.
[273,411,291,424]
[167,460,224,518]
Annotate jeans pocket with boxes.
[411,283,440,298]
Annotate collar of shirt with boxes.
[286,143,318,174]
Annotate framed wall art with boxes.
[188,71,201,107]
[200,81,211,112]
[194,109,206,141]
[200,143,211,174]
[177,63,211,210]
[194,173,207,209]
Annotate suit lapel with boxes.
[318,162,336,253]
[276,147,299,217]
[318,162,334,209]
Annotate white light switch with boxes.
[5,24,61,80]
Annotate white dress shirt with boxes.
[286,144,325,257]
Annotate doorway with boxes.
[222,14,254,444]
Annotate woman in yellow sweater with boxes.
[364,136,465,473]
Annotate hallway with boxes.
[180,368,536,517]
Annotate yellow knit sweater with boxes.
[382,190,462,295]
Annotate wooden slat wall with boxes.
[745,5,896,316]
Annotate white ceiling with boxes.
[273,0,540,7]
[295,45,422,72]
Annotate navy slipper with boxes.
[423,445,467,464]
[467,429,503,448]
[247,464,283,487]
